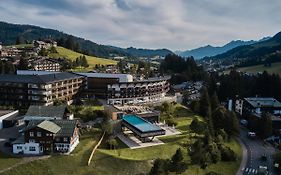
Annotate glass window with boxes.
[63,137,68,142]
[17,146,22,149]
[30,132,34,137]
[37,132,42,137]
[29,146,36,151]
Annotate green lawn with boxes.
[49,47,117,70]
[0,153,22,171]
[224,62,281,76]
[1,104,242,175]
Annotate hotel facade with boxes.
[0,71,84,107]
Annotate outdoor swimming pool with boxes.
[122,114,162,133]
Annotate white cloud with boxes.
[0,0,281,50]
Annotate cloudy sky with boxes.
[1,0,281,51]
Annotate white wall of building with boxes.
[13,142,41,155]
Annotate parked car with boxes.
[240,119,248,126]
[248,132,256,139]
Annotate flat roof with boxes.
[0,72,83,84]
[245,98,281,108]
[122,114,162,133]
[76,73,133,83]
[0,110,14,116]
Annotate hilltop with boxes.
[0,21,173,58]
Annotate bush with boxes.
[166,119,178,127]
[219,145,237,161]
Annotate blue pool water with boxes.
[122,114,162,132]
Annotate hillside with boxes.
[49,47,117,69]
[236,62,281,76]
[0,21,173,58]
[207,32,281,65]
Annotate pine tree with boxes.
[210,92,220,111]
[199,87,211,118]
[206,106,215,137]
[149,159,168,175]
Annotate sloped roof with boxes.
[25,105,67,119]
[25,119,77,137]
[37,120,61,133]
[245,98,281,108]
[53,120,78,137]
[25,120,61,133]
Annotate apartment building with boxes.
[0,71,84,107]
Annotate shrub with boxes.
[166,119,178,127]
[219,145,237,161]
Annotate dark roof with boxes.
[245,98,281,108]
[25,105,67,119]
[0,72,83,84]
[53,120,77,137]
[25,119,77,137]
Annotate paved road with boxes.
[239,128,279,175]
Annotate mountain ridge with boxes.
[177,37,271,59]
[0,21,174,58]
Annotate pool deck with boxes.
[118,123,181,149]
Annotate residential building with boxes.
[236,97,281,116]
[0,71,84,107]
[23,105,74,122]
[12,119,79,154]
[0,110,19,129]
[29,57,61,72]
[34,40,57,50]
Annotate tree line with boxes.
[160,54,207,84]
[207,70,281,102]
[187,87,239,169]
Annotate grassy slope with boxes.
[49,47,117,71]
[237,62,281,76]
[1,105,242,175]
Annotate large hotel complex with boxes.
[0,71,171,106]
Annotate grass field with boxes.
[49,47,117,71]
[224,62,281,76]
[237,62,281,76]
[1,105,242,175]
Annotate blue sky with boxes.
[1,0,281,51]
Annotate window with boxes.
[16,146,22,149]
[29,139,35,143]
[37,132,42,137]
[29,146,36,151]
[29,132,34,137]
[63,137,68,142]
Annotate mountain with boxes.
[206,32,281,66]
[123,47,173,57]
[177,38,270,59]
[0,21,173,58]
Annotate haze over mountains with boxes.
[205,31,281,66]
[176,37,271,59]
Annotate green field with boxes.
[1,105,242,175]
[224,62,281,76]
[49,47,117,71]
[237,62,281,76]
